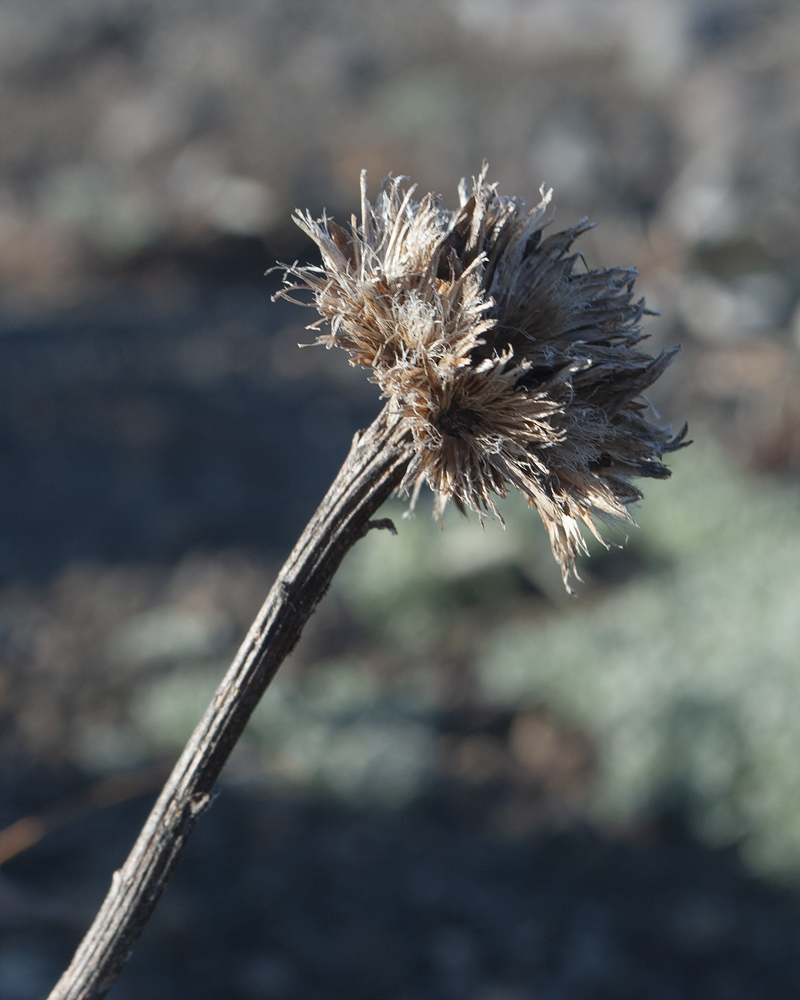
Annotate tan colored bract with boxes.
[278,167,686,591]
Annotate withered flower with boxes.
[50,170,689,1000]
[278,167,686,590]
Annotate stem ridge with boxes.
[48,405,412,1000]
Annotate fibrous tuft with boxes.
[278,166,686,591]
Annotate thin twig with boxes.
[0,762,171,868]
[47,404,412,1000]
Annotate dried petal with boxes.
[277,167,686,590]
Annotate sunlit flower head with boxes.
[277,167,686,591]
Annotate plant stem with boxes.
[47,404,412,1000]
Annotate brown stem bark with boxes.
[47,404,413,1000]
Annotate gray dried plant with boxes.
[48,168,685,1000]
[280,166,686,589]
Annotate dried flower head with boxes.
[278,167,686,591]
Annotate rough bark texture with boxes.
[47,405,412,1000]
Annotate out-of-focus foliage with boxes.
[335,443,800,876]
[2,1,800,994]
[133,656,438,807]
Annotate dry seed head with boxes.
[277,167,687,591]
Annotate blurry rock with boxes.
[678,273,790,342]
[0,201,84,308]
[791,299,800,350]
[452,0,692,87]
[666,178,741,244]
[207,176,278,236]
[693,339,800,470]
[527,116,597,199]
[441,734,508,785]
[509,711,593,795]
[95,92,186,163]
[166,146,279,235]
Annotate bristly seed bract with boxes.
[277,166,687,591]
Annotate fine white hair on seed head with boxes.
[277,165,687,591]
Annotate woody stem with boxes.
[47,404,412,1000]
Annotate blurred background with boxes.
[2,0,800,997]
